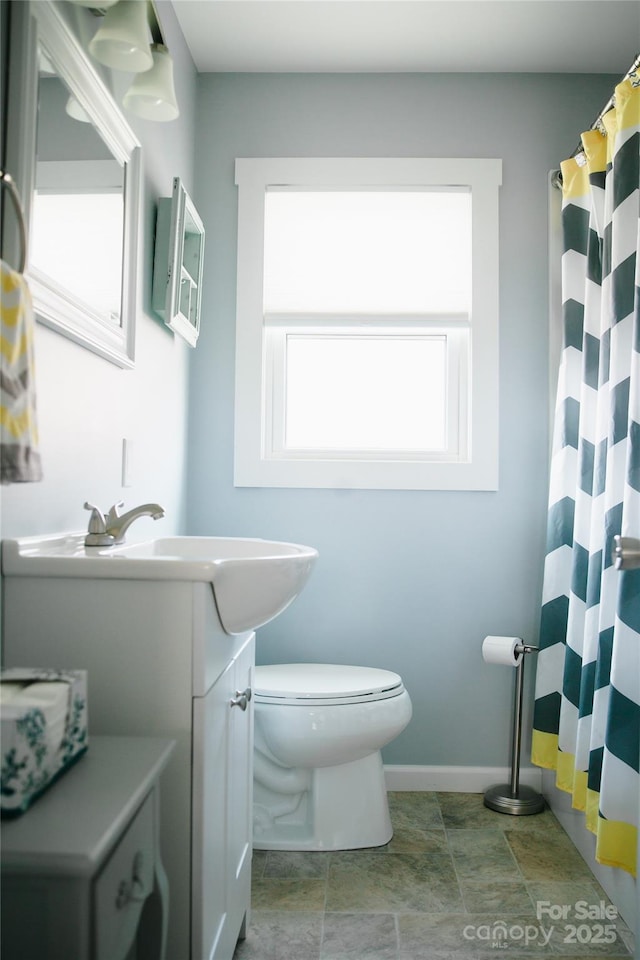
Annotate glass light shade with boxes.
[88,0,153,73]
[67,0,119,6]
[123,44,179,121]
[38,49,56,76]
[65,96,92,123]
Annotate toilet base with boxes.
[253,751,392,851]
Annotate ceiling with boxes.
[170,1,640,75]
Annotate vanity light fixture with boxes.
[88,0,154,72]
[68,0,180,121]
[123,42,179,121]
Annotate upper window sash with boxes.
[263,186,472,316]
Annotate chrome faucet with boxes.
[84,500,165,546]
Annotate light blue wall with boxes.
[1,17,619,770]
[1,1,197,542]
[188,71,617,767]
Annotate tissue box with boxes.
[0,668,88,816]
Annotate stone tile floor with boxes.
[233,792,636,959]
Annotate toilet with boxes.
[252,663,412,851]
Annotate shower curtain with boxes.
[532,75,640,878]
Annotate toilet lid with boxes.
[254,663,404,703]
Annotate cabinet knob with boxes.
[115,851,146,909]
[229,687,252,711]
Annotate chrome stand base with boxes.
[483,784,546,816]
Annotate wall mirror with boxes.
[3,1,142,368]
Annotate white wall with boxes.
[0,0,197,543]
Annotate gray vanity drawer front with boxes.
[94,791,155,960]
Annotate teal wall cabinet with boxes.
[153,177,205,347]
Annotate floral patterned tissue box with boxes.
[0,668,88,816]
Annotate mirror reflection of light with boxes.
[64,96,91,123]
[31,192,124,322]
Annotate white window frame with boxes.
[234,157,502,490]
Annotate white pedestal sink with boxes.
[2,533,318,635]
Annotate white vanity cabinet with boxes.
[2,576,255,960]
[193,637,253,959]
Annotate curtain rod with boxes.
[569,51,640,158]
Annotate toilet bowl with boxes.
[252,663,412,851]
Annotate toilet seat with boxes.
[254,663,404,706]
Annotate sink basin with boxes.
[2,534,318,635]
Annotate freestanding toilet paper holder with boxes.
[483,642,546,815]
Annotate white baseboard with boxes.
[384,764,543,793]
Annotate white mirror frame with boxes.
[3,1,142,368]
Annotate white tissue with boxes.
[0,682,28,704]
[482,635,523,667]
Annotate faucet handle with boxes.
[106,501,125,524]
[84,501,107,533]
[84,502,115,547]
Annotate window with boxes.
[234,158,502,490]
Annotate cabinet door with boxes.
[192,633,254,960]
[227,635,254,940]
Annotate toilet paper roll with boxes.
[482,636,523,667]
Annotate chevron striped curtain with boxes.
[532,75,640,878]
